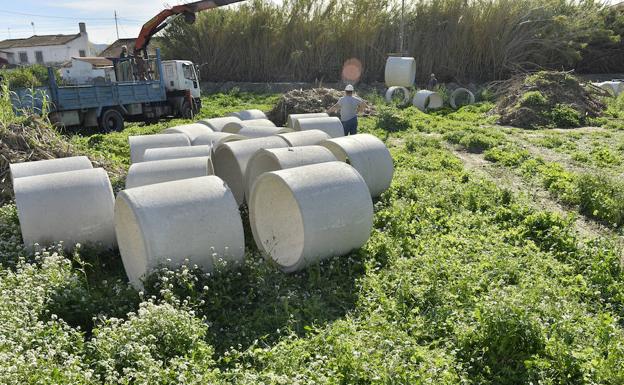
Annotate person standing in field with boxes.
[328,84,367,136]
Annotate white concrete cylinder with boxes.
[385,86,411,106]
[244,145,337,199]
[142,145,212,163]
[228,109,267,120]
[413,90,444,111]
[213,136,289,205]
[295,117,344,138]
[222,119,276,134]
[286,113,329,129]
[125,157,214,189]
[249,161,373,273]
[192,132,245,147]
[14,168,116,250]
[129,134,190,163]
[115,176,244,289]
[320,134,394,197]
[277,130,331,147]
[449,88,475,109]
[10,156,92,183]
[235,126,292,138]
[198,116,242,132]
[594,81,623,96]
[162,123,213,142]
[384,57,416,87]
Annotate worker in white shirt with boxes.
[328,84,368,136]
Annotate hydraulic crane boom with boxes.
[134,0,246,57]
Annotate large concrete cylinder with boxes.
[162,123,213,142]
[235,126,292,138]
[142,145,212,162]
[228,109,267,120]
[320,134,394,197]
[14,168,116,250]
[385,86,411,106]
[198,116,241,132]
[384,56,416,87]
[295,117,344,138]
[129,134,190,163]
[115,176,245,289]
[277,130,331,147]
[449,88,475,109]
[192,132,245,147]
[249,161,373,273]
[213,136,289,205]
[286,113,329,129]
[222,119,276,134]
[245,145,337,199]
[413,90,443,111]
[125,157,214,189]
[10,156,92,183]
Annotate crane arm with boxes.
[133,0,245,56]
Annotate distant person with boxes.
[328,84,368,136]
[120,45,129,59]
[428,73,438,90]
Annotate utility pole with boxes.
[114,11,120,40]
[399,0,405,55]
[31,22,36,35]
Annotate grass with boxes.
[1,94,624,383]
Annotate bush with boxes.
[519,91,548,106]
[576,173,624,226]
[549,103,581,128]
[376,105,412,132]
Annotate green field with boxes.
[1,90,624,384]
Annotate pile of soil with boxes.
[0,117,120,204]
[493,71,606,129]
[268,88,376,126]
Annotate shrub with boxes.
[519,91,548,106]
[458,132,502,153]
[376,105,412,132]
[549,103,581,128]
[576,173,624,226]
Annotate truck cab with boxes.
[162,60,201,99]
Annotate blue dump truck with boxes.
[9,49,202,132]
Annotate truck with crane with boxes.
[9,0,244,132]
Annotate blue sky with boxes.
[0,0,620,45]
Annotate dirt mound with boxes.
[268,88,375,126]
[493,71,606,129]
[0,117,120,204]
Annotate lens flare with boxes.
[342,58,363,84]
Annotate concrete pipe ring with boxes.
[449,88,476,109]
[244,145,337,200]
[249,161,373,273]
[221,119,277,133]
[213,136,289,205]
[162,123,214,142]
[320,134,394,197]
[115,176,245,289]
[277,130,331,147]
[142,145,212,163]
[227,109,267,121]
[129,134,190,163]
[125,156,214,189]
[10,156,93,183]
[14,168,116,250]
[197,116,241,132]
[235,126,293,139]
[384,56,416,87]
[286,113,329,129]
[385,86,411,106]
[294,117,345,138]
[412,90,444,112]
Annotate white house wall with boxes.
[3,34,91,66]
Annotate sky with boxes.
[0,0,621,45]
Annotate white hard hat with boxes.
[345,84,354,92]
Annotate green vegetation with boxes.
[519,91,548,106]
[0,65,59,90]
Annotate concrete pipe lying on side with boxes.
[10,156,92,183]
[413,90,444,112]
[227,109,267,121]
[449,88,475,109]
[277,129,331,147]
[142,145,212,163]
[125,157,214,189]
[295,117,344,138]
[198,116,241,132]
[593,81,623,97]
[115,176,244,289]
[244,145,337,199]
[162,123,213,142]
[213,136,289,205]
[192,132,245,147]
[286,113,329,129]
[14,168,116,250]
[249,161,373,273]
[384,56,416,87]
[129,134,190,163]
[221,119,276,133]
[320,134,394,197]
[235,126,292,138]
[385,86,411,106]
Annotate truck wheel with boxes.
[99,109,124,132]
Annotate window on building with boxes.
[35,51,44,64]
[18,52,28,64]
[79,50,86,57]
